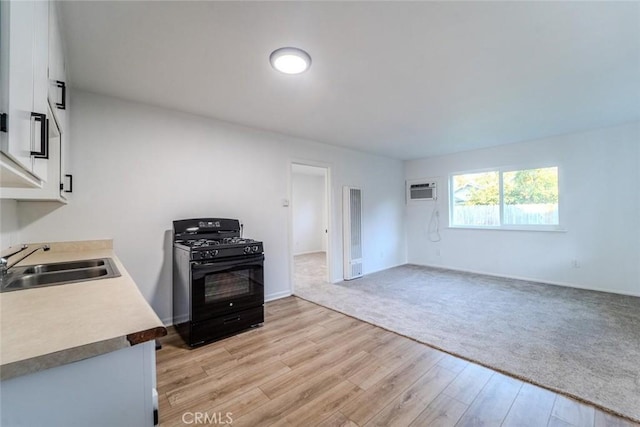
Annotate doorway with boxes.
[290,163,331,294]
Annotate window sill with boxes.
[447,225,567,233]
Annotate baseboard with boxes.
[265,290,292,302]
[411,262,640,297]
[293,250,326,256]
[329,262,406,284]
[365,262,406,277]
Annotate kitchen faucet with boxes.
[0,244,51,276]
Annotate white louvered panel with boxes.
[343,186,363,280]
[351,261,362,278]
[350,188,362,259]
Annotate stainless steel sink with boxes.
[22,259,106,274]
[0,258,120,293]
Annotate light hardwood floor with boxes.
[156,297,638,427]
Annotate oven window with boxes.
[204,270,252,303]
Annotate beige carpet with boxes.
[294,253,640,423]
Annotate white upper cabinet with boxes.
[48,1,67,112]
[0,103,66,202]
[1,0,70,199]
[48,0,70,198]
[0,0,37,178]
[0,0,50,184]
[31,0,50,181]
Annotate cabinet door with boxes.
[2,0,35,174]
[0,104,65,201]
[59,120,70,198]
[31,0,49,181]
[48,1,65,111]
[0,1,8,150]
[48,0,69,195]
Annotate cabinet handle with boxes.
[63,174,73,193]
[30,113,49,159]
[55,81,66,110]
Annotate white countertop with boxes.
[0,240,166,380]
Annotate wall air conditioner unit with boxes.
[407,179,437,204]
[343,186,363,280]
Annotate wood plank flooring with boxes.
[156,297,638,427]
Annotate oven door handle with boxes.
[191,255,264,272]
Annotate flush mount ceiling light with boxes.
[269,47,311,75]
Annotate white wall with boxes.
[405,122,640,296]
[292,172,326,255]
[0,199,19,249]
[17,91,407,323]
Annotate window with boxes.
[450,166,559,229]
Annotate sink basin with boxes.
[5,268,110,290]
[22,259,106,274]
[0,258,120,293]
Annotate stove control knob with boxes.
[204,251,211,258]
[244,246,251,253]
[212,250,219,256]
[252,245,259,252]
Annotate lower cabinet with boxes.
[0,341,157,427]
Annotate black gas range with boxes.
[173,218,264,347]
[176,236,263,261]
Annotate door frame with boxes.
[288,160,332,294]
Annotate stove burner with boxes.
[182,237,257,248]
[222,237,253,245]
[189,239,219,248]
[174,218,263,262]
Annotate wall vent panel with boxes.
[343,186,363,280]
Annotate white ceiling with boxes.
[59,1,640,160]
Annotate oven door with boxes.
[191,254,264,322]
